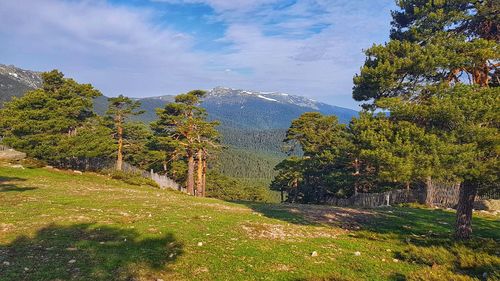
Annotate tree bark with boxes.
[202,156,207,197]
[196,149,203,197]
[424,176,434,207]
[353,158,360,196]
[186,151,195,195]
[116,118,123,171]
[455,180,477,240]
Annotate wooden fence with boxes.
[325,189,419,208]
[120,162,183,192]
[325,181,499,209]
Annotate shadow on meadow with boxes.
[0,223,182,281]
[244,202,500,280]
[0,176,37,192]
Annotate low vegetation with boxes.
[1,166,498,280]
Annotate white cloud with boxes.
[0,0,395,109]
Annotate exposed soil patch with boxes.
[271,204,382,230]
[241,222,342,241]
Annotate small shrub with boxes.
[399,245,455,266]
[407,265,478,281]
[106,170,159,188]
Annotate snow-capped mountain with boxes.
[129,87,357,129]
[206,87,323,110]
[0,64,42,105]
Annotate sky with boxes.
[0,0,395,110]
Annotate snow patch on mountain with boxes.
[257,94,278,102]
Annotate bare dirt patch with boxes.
[240,222,343,241]
[274,204,381,230]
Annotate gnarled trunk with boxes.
[455,180,477,240]
[186,151,195,195]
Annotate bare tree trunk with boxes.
[186,151,195,195]
[455,181,477,240]
[424,176,434,207]
[202,157,207,197]
[116,120,123,171]
[405,182,410,201]
[353,158,360,196]
[280,189,284,203]
[196,149,203,197]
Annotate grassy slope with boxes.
[0,167,498,281]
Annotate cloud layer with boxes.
[0,0,394,109]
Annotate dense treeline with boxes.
[213,148,283,180]
[272,0,499,239]
[218,127,287,154]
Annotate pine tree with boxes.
[106,95,144,170]
[377,86,499,239]
[0,70,102,164]
[151,90,219,196]
[352,0,499,239]
[274,112,354,203]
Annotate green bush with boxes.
[206,171,274,202]
[106,170,159,188]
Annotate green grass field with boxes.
[0,166,498,281]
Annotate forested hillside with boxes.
[0,70,355,186]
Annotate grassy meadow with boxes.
[0,166,498,281]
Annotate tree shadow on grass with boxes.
[240,201,384,229]
[0,176,37,192]
[0,223,182,281]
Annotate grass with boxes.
[0,166,498,281]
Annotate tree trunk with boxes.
[280,189,284,203]
[353,158,360,196]
[424,176,434,207]
[186,151,195,195]
[202,157,207,197]
[116,120,123,171]
[455,181,477,240]
[196,149,203,197]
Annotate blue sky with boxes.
[0,0,395,109]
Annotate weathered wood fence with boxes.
[325,189,419,208]
[120,162,183,192]
[325,182,498,209]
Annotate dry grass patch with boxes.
[240,222,343,241]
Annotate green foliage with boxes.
[379,86,499,188]
[351,112,441,189]
[205,171,274,202]
[0,70,107,164]
[106,95,144,121]
[353,0,499,107]
[213,148,283,180]
[106,169,159,188]
[273,112,355,203]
